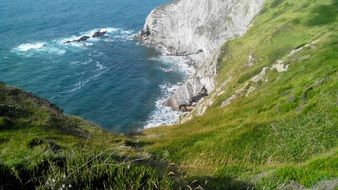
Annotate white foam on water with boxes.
[110,29,135,41]
[144,83,182,129]
[150,55,194,76]
[58,27,134,46]
[96,61,105,70]
[64,60,108,94]
[14,42,45,52]
[103,38,114,42]
[66,71,107,94]
[83,27,119,37]
[70,58,93,65]
[144,56,194,129]
[44,46,66,55]
[66,79,91,94]
[12,42,66,56]
[12,27,135,57]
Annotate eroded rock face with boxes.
[139,0,265,111]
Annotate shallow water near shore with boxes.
[0,0,187,132]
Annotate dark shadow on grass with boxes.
[0,152,179,189]
[0,117,15,130]
[0,163,25,190]
[306,0,338,26]
[124,139,154,148]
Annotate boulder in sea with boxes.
[92,30,107,38]
[76,36,90,42]
[64,35,90,44]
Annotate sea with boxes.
[0,0,191,133]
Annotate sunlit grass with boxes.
[142,0,338,188]
[0,83,175,189]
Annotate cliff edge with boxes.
[139,0,264,112]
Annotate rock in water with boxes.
[76,36,90,42]
[139,0,265,111]
[140,25,151,37]
[92,30,107,38]
[64,36,90,44]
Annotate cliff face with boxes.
[139,0,265,112]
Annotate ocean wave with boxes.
[144,56,194,128]
[63,64,108,94]
[70,58,93,65]
[150,55,194,76]
[96,61,105,70]
[58,27,135,46]
[12,42,66,56]
[14,42,45,52]
[44,46,66,55]
[85,27,119,36]
[66,79,91,94]
[12,27,135,56]
[144,83,182,128]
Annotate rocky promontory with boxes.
[139,0,265,112]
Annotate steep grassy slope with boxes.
[0,82,175,189]
[1,0,337,189]
[142,0,338,189]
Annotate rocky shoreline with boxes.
[139,0,265,119]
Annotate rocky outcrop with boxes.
[139,0,265,111]
[92,30,107,38]
[64,30,107,44]
[64,36,90,44]
[219,39,321,109]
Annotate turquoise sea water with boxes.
[0,0,187,132]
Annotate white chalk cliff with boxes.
[139,0,265,112]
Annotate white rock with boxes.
[140,0,265,110]
[250,67,269,83]
[272,61,288,72]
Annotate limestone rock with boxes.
[139,0,265,111]
[272,60,288,72]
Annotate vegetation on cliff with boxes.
[0,82,175,189]
[141,0,338,189]
[1,0,337,189]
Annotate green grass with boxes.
[1,0,337,189]
[141,0,338,189]
[0,84,176,189]
[257,149,338,189]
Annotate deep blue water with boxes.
[0,0,185,133]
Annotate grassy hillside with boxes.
[142,0,338,189]
[1,0,337,189]
[0,82,177,189]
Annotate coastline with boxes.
[140,0,265,128]
[143,55,194,128]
